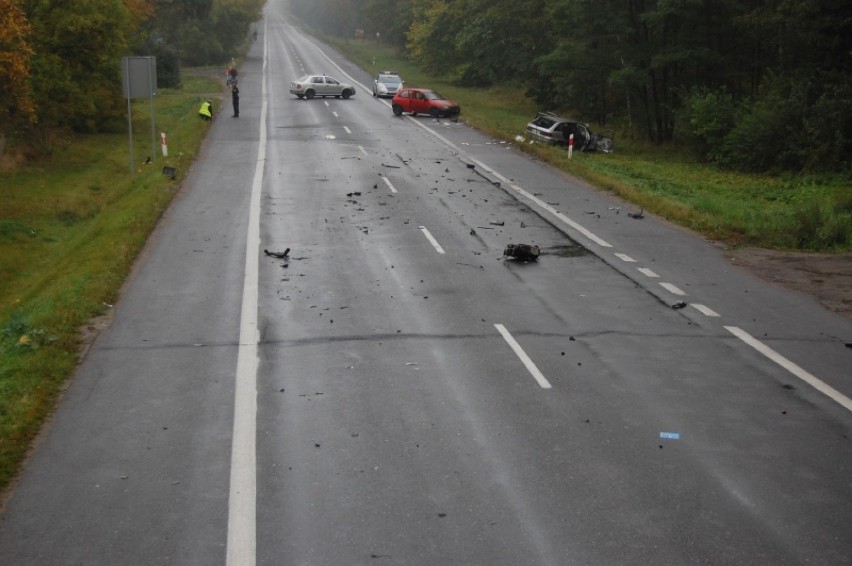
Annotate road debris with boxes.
[264,248,290,258]
[504,244,541,261]
[628,209,645,219]
[671,300,687,309]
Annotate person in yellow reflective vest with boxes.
[198,99,213,120]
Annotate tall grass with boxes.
[332,38,851,252]
[0,76,221,491]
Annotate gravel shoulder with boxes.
[726,248,852,318]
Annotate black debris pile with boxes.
[504,244,541,262]
[264,248,290,259]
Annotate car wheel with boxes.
[296,94,304,99]
[342,90,352,99]
[305,89,315,100]
[392,104,403,116]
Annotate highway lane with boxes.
[1,1,851,564]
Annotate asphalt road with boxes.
[1,2,851,565]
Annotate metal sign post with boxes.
[122,56,157,178]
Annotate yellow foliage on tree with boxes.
[0,0,35,126]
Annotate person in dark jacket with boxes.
[231,83,240,118]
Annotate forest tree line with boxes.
[291,0,852,174]
[0,0,263,154]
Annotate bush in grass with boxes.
[682,87,737,164]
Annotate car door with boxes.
[325,77,341,96]
[310,76,325,96]
[412,91,429,114]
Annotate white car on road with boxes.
[290,75,356,99]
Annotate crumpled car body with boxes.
[525,112,613,152]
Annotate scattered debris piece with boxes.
[504,244,541,261]
[346,191,362,197]
[671,300,687,309]
[470,229,476,236]
[490,220,505,226]
[659,432,680,439]
[628,209,645,219]
[264,248,290,258]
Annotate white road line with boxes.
[692,304,720,317]
[482,167,613,248]
[343,125,352,134]
[332,111,339,117]
[324,100,329,107]
[358,145,368,156]
[725,326,852,413]
[494,324,552,389]
[418,226,445,254]
[638,267,659,278]
[226,20,266,566]
[660,282,686,296]
[382,176,398,193]
[615,253,636,262]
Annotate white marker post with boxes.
[160,132,168,157]
[568,133,574,159]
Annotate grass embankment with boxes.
[0,76,222,493]
[332,39,852,251]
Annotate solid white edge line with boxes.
[725,326,852,413]
[382,176,398,193]
[494,324,552,389]
[418,226,445,254]
[470,158,612,248]
[226,19,266,566]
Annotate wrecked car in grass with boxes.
[525,111,614,152]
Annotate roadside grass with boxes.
[0,75,222,492]
[332,39,852,252]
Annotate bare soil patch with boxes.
[726,248,852,318]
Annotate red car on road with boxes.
[391,88,460,119]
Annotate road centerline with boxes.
[494,324,552,389]
[418,226,446,254]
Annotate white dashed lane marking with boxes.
[382,176,398,194]
[660,282,687,296]
[494,324,552,390]
[418,226,445,254]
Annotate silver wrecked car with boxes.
[290,75,356,99]
[525,111,613,152]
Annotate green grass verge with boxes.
[0,75,222,492]
[331,39,852,252]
